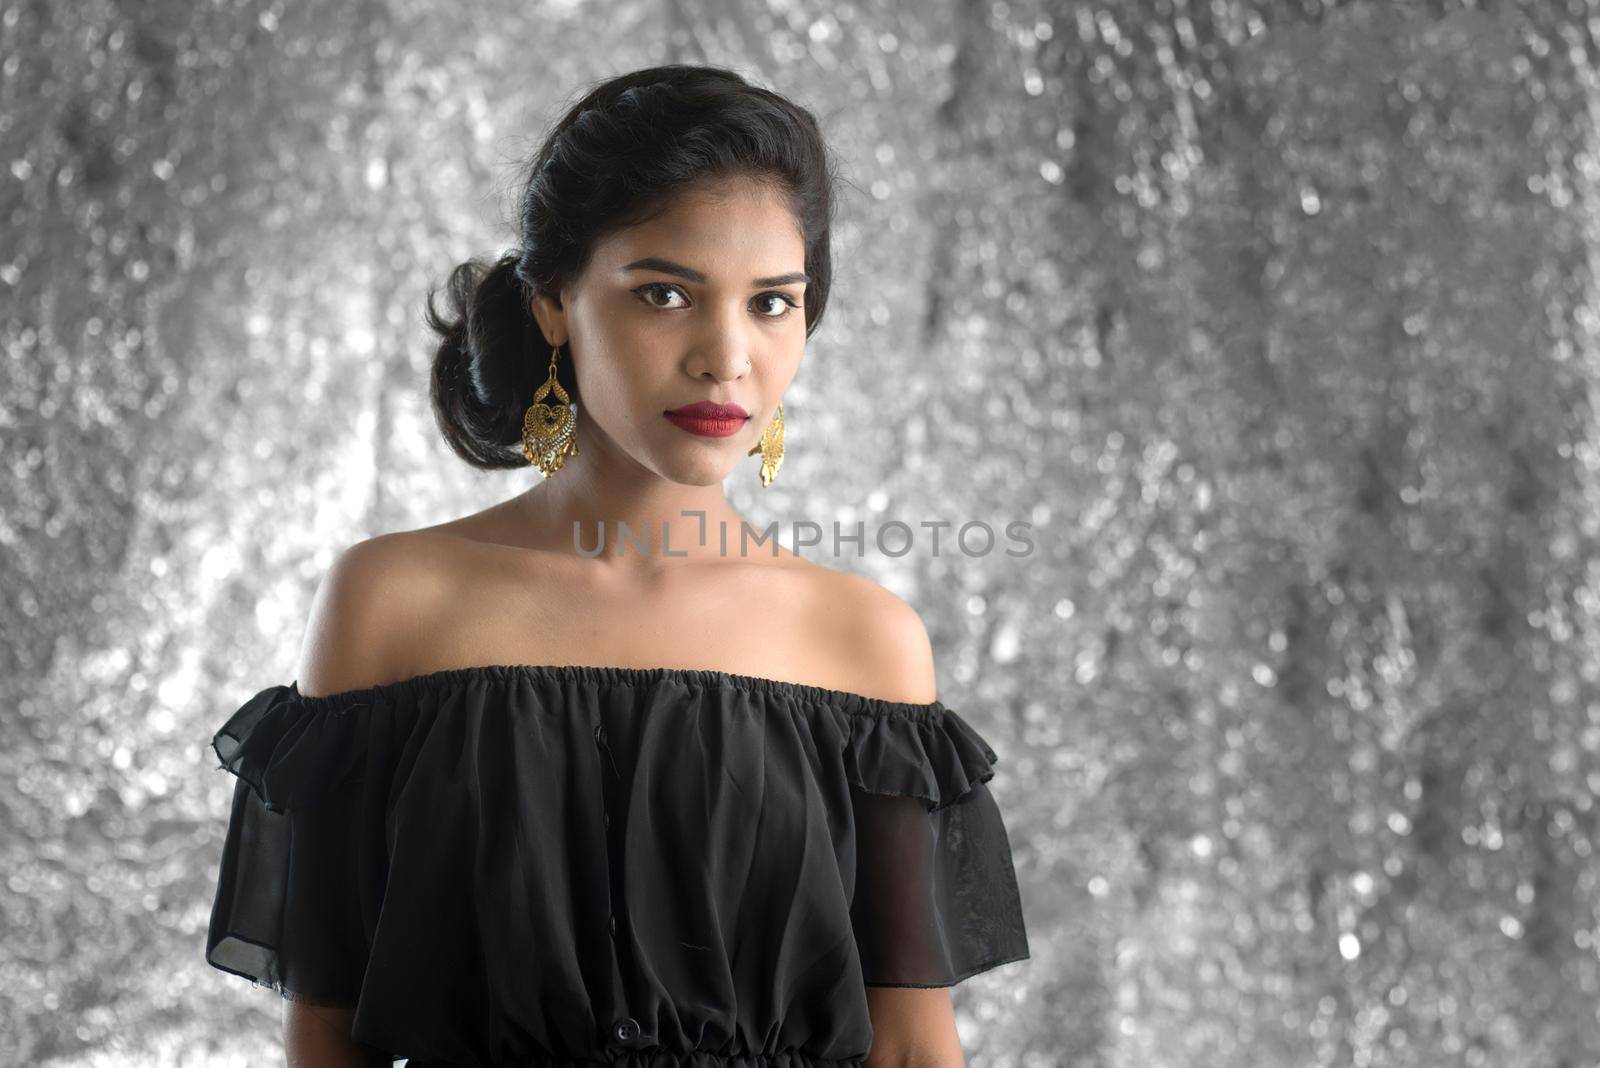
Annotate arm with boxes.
[285,1001,390,1067]
[283,535,430,1065]
[864,987,965,1068]
[836,577,967,1068]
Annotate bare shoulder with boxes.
[805,565,939,705]
[293,531,460,698]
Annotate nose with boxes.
[688,346,751,382]
[685,310,754,382]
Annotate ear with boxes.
[529,285,569,349]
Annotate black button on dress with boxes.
[204,663,1031,1067]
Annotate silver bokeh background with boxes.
[5,1,1600,1065]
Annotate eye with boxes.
[754,292,801,319]
[634,282,689,309]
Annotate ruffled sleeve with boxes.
[840,702,1031,988]
[205,684,377,1009]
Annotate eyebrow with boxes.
[621,256,808,289]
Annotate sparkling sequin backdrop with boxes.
[4,1,1600,1064]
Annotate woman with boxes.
[205,64,1029,1067]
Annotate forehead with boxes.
[595,178,804,267]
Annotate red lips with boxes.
[664,400,750,439]
[666,401,749,419]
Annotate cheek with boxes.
[573,352,673,433]
[773,338,806,383]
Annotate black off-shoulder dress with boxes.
[204,663,1030,1067]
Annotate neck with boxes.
[515,424,763,570]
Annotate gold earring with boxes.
[746,400,784,487]
[522,342,579,477]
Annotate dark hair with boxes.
[425,64,841,470]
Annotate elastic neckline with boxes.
[285,662,948,717]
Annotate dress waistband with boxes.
[402,1053,862,1068]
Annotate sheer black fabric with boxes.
[204,664,1030,1066]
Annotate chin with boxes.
[589,423,726,486]
[643,433,745,487]
[654,458,736,487]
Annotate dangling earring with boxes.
[522,342,579,477]
[747,400,785,487]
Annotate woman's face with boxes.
[531,176,810,488]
